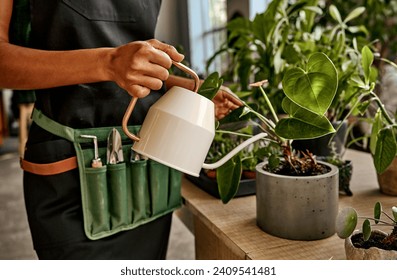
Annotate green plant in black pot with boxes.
[319,142,353,196]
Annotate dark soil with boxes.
[351,231,397,251]
[263,145,331,176]
[265,161,330,176]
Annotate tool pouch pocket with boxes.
[30,109,182,240]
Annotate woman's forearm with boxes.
[0,0,183,96]
[0,42,111,90]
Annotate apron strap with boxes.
[31,108,141,143]
[32,108,76,142]
[20,156,78,175]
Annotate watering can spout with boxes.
[201,132,267,171]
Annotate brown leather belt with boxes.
[20,156,78,176]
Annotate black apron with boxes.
[23,0,173,259]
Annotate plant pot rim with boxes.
[346,229,394,252]
[255,160,339,179]
[345,229,397,259]
[350,228,387,237]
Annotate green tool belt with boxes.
[29,109,182,240]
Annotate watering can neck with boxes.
[202,132,267,171]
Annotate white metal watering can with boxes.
[122,62,267,177]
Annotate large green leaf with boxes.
[275,97,335,139]
[275,116,334,140]
[282,53,338,116]
[217,155,242,204]
[374,127,397,174]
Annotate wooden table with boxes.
[178,149,396,260]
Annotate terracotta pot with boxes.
[255,161,339,240]
[377,156,397,196]
[345,230,397,260]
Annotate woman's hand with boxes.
[108,39,184,98]
[213,86,243,120]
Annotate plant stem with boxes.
[258,86,279,123]
[382,210,397,224]
[370,92,395,125]
[215,130,253,138]
[242,101,276,131]
[360,217,396,227]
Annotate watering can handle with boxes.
[122,61,200,141]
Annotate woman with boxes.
[0,0,241,259]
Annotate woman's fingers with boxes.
[213,87,243,120]
[110,39,184,98]
[148,39,184,63]
[128,84,151,98]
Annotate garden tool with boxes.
[107,128,124,164]
[80,134,102,168]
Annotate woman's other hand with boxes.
[213,86,243,120]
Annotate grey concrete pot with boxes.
[256,161,339,240]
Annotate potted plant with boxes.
[250,46,397,240]
[346,46,397,195]
[336,202,397,259]
[204,1,380,199]
[202,44,397,240]
[205,51,340,240]
[319,142,353,196]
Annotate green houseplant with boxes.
[205,51,339,204]
[203,0,379,198]
[345,46,397,195]
[204,53,338,240]
[198,51,342,240]
[206,0,397,198]
[185,50,341,240]
[336,202,397,259]
[199,45,397,239]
